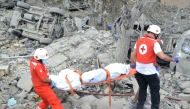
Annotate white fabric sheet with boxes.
[49,69,81,90]
[82,63,130,83]
[50,63,131,90]
[82,69,107,83]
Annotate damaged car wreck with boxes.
[63,0,89,10]
[170,30,190,77]
[0,0,24,9]
[9,1,65,44]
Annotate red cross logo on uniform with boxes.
[139,44,147,55]
[141,46,145,52]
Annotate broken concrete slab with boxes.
[17,72,33,92]
[66,94,80,105]
[93,97,127,109]
[97,53,113,64]
[47,53,68,68]
[0,65,10,77]
[81,103,92,109]
[68,41,95,59]
[183,88,190,94]
[178,93,190,101]
[74,17,83,31]
[179,81,190,89]
[180,101,189,109]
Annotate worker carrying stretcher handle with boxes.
[30,48,65,109]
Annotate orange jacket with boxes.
[136,34,157,63]
[30,57,50,87]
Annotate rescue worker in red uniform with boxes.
[30,48,65,109]
[131,25,179,109]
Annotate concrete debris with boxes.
[179,81,190,90]
[0,65,9,77]
[17,72,33,92]
[181,101,189,109]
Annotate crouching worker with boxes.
[30,48,64,109]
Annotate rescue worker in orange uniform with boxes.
[30,48,65,109]
[131,25,179,109]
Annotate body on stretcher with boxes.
[49,63,136,91]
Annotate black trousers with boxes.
[135,72,160,109]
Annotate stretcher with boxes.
[49,63,137,106]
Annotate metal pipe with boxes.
[74,90,134,96]
[165,96,190,103]
[0,55,33,59]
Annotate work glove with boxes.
[157,39,163,45]
[173,57,179,63]
[131,65,136,69]
[156,66,159,71]
[51,80,55,87]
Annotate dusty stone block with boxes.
[81,103,92,109]
[160,89,169,95]
[17,72,33,92]
[178,93,190,101]
[0,65,10,76]
[179,81,190,89]
[66,94,80,105]
[48,53,68,67]
[180,101,189,109]
[79,95,97,104]
[17,58,25,64]
[2,94,10,101]
[183,88,190,94]
[164,73,171,79]
[62,102,72,109]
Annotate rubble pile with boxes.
[0,0,190,109]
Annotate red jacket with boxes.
[136,34,157,64]
[30,57,50,87]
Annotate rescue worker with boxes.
[30,48,65,109]
[131,25,179,109]
[129,37,164,109]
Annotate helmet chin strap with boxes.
[155,34,159,39]
[155,36,158,39]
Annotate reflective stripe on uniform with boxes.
[36,106,41,109]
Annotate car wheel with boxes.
[49,7,64,16]
[17,1,30,9]
[40,38,53,45]
[12,29,22,37]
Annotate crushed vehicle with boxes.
[63,0,89,10]
[170,30,190,77]
[9,1,65,44]
[0,0,24,9]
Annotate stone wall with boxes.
[161,0,190,8]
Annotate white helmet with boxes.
[34,48,49,60]
[147,25,161,35]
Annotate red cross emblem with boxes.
[141,46,145,52]
[139,44,147,55]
